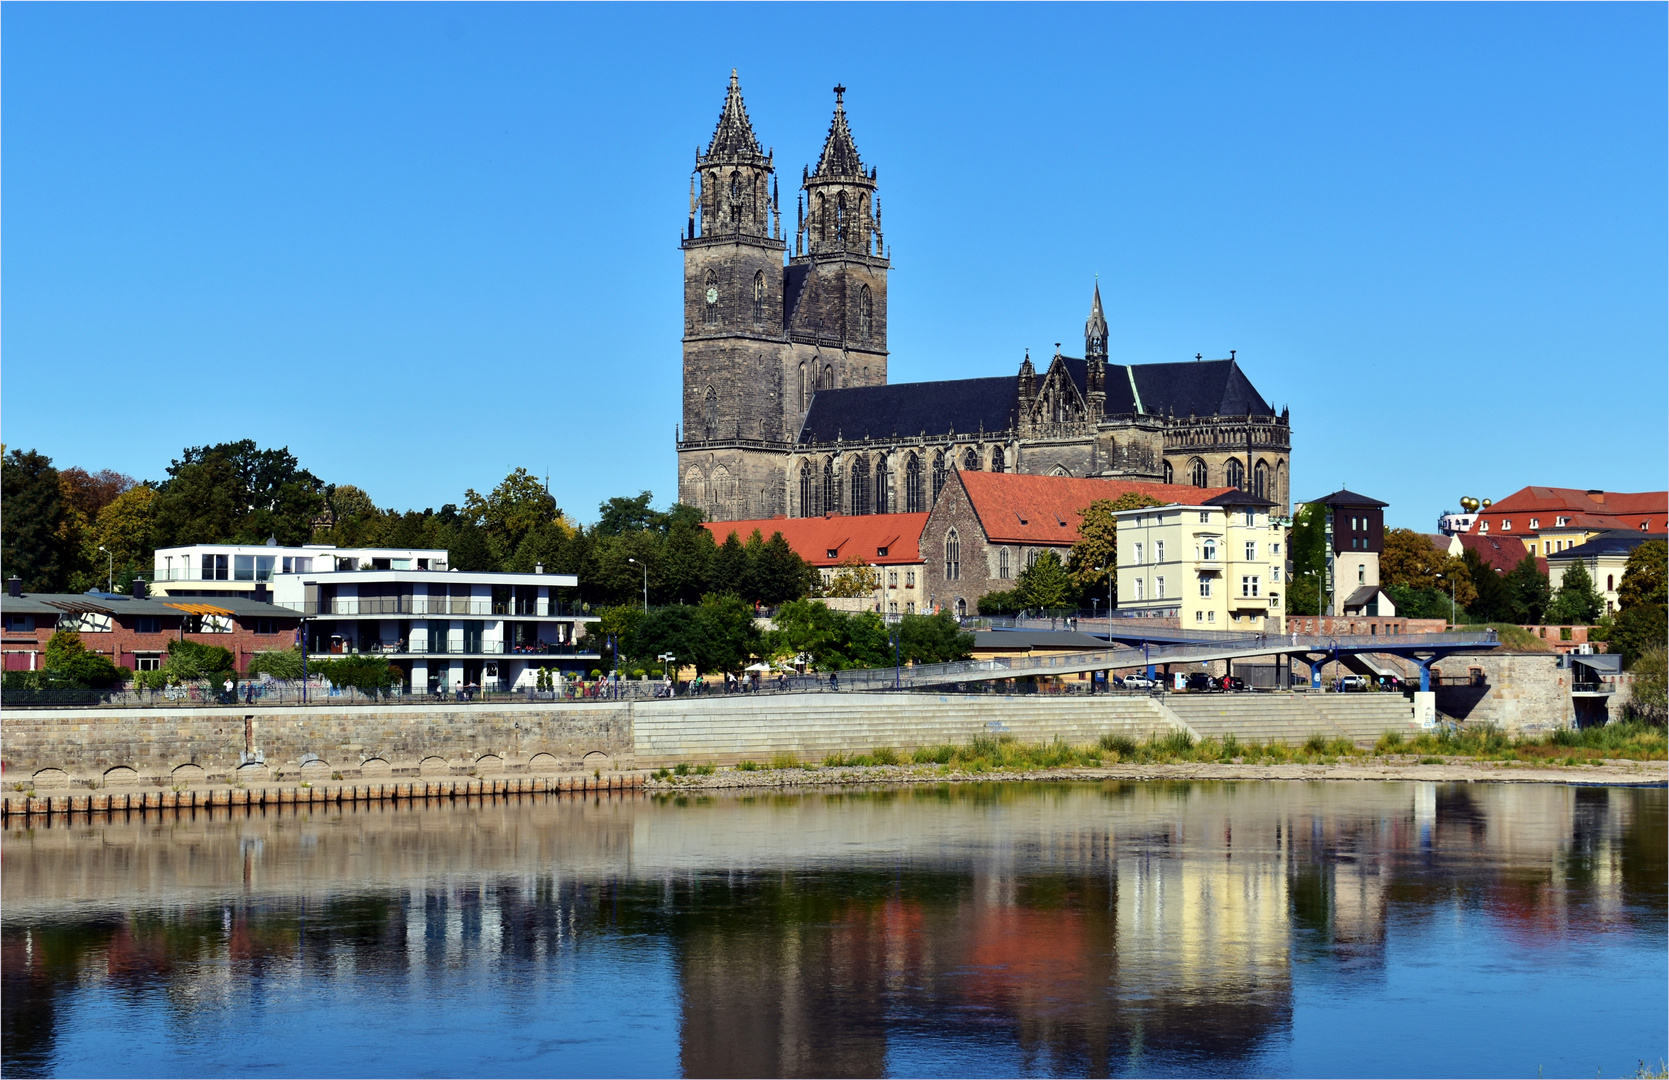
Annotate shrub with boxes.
[871,746,899,766]
[1098,733,1138,757]
[735,760,760,771]
[1376,730,1405,752]
[247,648,305,681]
[767,752,802,770]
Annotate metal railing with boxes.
[312,642,593,658]
[287,599,594,618]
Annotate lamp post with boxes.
[627,558,648,613]
[97,546,113,593]
[1435,572,1456,628]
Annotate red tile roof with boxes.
[1458,532,1530,574]
[1472,487,1667,536]
[957,472,1238,545]
[703,513,930,566]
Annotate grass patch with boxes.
[1419,756,1445,765]
[767,752,803,771]
[735,760,760,772]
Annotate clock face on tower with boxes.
[706,287,718,304]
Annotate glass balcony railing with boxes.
[309,641,592,657]
[290,599,593,618]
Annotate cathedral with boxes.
[677,73,1292,523]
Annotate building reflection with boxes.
[2,782,1663,1077]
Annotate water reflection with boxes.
[3,782,1664,1078]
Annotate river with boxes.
[3,781,1664,1078]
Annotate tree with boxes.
[150,453,245,547]
[1618,540,1667,611]
[767,599,850,668]
[42,630,125,688]
[1015,550,1072,610]
[821,556,879,598]
[1625,645,1665,723]
[709,531,750,596]
[156,441,325,546]
[594,491,660,536]
[1612,605,1667,671]
[977,588,1023,616]
[698,592,764,673]
[247,648,306,680]
[661,513,717,603]
[463,467,562,564]
[1286,573,1321,618]
[1067,493,1162,601]
[2,449,66,591]
[1382,529,1447,590]
[897,611,974,664]
[1464,547,1515,622]
[315,656,400,694]
[755,532,816,605]
[1503,555,1552,625]
[1546,559,1603,625]
[91,485,157,588]
[162,638,235,683]
[631,605,710,674]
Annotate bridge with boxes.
[779,629,1500,694]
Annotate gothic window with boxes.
[1226,458,1245,490]
[991,445,1005,473]
[703,386,718,438]
[799,461,813,517]
[999,548,1010,580]
[818,193,826,239]
[1275,460,1286,506]
[1163,460,1174,484]
[962,448,979,472]
[704,270,718,325]
[1049,465,1070,478]
[822,459,837,514]
[945,529,960,581]
[836,192,847,241]
[799,363,808,409]
[904,453,923,513]
[932,451,947,504]
[874,454,889,514]
[823,364,834,390]
[851,457,870,516]
[859,285,873,341]
[1190,458,1208,488]
[729,171,741,224]
[1254,459,1269,499]
[753,271,765,324]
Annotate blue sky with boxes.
[4,3,1664,530]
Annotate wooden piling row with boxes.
[0,773,646,819]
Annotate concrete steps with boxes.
[1164,693,1418,748]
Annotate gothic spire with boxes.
[704,69,764,160]
[1085,279,1108,352]
[813,84,864,177]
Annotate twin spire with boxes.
[702,71,867,178]
[813,84,865,178]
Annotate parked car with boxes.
[1216,675,1247,692]
[1120,674,1158,691]
[1184,672,1217,692]
[1335,675,1369,692]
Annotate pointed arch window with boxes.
[836,192,847,242]
[703,386,718,438]
[1190,459,1208,488]
[823,364,834,390]
[945,529,960,581]
[932,451,947,504]
[799,461,814,517]
[991,445,1006,473]
[904,453,923,513]
[874,454,889,514]
[1163,460,1174,484]
[799,363,809,409]
[859,285,873,341]
[703,270,718,325]
[818,194,827,240]
[851,457,870,516]
[1253,460,1269,499]
[753,271,765,324]
[822,459,838,514]
[1225,458,1245,490]
[962,448,980,472]
[999,548,1011,580]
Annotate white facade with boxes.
[152,543,449,597]
[270,569,599,691]
[1116,503,1285,630]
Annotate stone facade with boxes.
[675,74,1292,524]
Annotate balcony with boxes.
[291,598,595,618]
[311,641,594,658]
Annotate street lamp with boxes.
[627,557,648,613]
[97,545,113,593]
[1435,572,1456,628]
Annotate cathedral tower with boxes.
[1084,280,1108,421]
[682,71,787,446]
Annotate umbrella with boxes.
[743,662,773,672]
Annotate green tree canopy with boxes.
[247,648,306,680]
[1618,540,1667,611]
[1067,493,1162,602]
[1382,528,1447,590]
[42,631,125,688]
[2,448,66,591]
[163,638,236,682]
[1503,555,1552,625]
[464,468,564,564]
[1546,558,1603,625]
[897,611,975,664]
[1016,550,1073,610]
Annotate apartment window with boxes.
[1241,576,1260,598]
[1529,543,1537,555]
[1133,542,1143,565]
[1479,521,1488,532]
[1195,611,1204,623]
[1245,541,1257,561]
[1269,593,1280,608]
[1271,542,1280,555]
[1201,540,1217,561]
[393,559,412,570]
[134,654,162,671]
[887,571,898,589]
[235,555,255,581]
[1156,576,1166,599]
[1208,610,1216,623]
[132,617,161,634]
[1245,510,1256,527]
[905,570,915,588]
[1607,574,1615,591]
[253,619,280,635]
[1155,541,1165,562]
[888,602,898,615]
[201,553,229,580]
[1198,574,1212,598]
[1134,578,1144,600]
[3,615,34,633]
[1271,568,1281,582]
[999,548,1011,579]
[1358,565,1366,584]
[281,556,314,574]
[1557,516,1568,527]
[906,602,916,614]
[1199,511,1210,524]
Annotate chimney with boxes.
[534,563,544,574]
[132,577,148,599]
[7,575,20,598]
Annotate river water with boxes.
[3,781,1664,1079]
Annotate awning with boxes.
[163,602,235,616]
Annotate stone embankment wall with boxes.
[1428,652,1578,733]
[3,692,1431,785]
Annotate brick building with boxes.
[704,512,930,615]
[675,73,1293,524]
[2,579,302,674]
[921,470,1233,618]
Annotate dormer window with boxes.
[1502,520,1511,531]
[1480,521,1489,532]
[876,547,888,557]
[1529,518,1539,530]
[1557,516,1569,527]
[826,549,839,559]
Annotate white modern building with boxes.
[1115,493,1285,630]
[269,567,600,692]
[152,543,449,599]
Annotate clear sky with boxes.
[4,3,1664,530]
